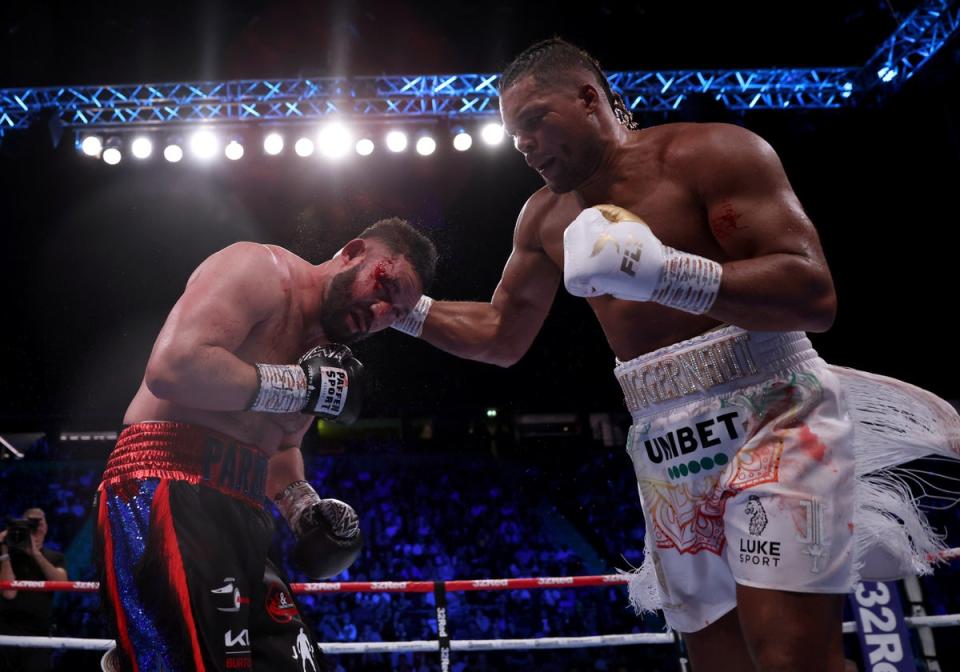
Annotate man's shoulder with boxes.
[518,187,578,229]
[213,241,294,264]
[649,122,768,165]
[183,242,299,295]
[203,242,301,279]
[524,184,561,210]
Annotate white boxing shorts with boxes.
[616,327,856,633]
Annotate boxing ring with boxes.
[3,550,960,668]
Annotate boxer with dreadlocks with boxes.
[392,37,960,672]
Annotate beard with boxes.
[319,264,368,344]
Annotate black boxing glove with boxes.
[249,344,363,424]
[298,344,363,424]
[275,480,364,579]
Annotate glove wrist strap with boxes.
[275,480,320,536]
[391,295,434,337]
[652,248,723,314]
[250,364,308,413]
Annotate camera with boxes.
[3,517,40,553]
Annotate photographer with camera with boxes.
[0,508,68,672]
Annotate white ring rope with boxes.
[5,617,960,653]
[0,632,674,652]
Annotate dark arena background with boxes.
[2,1,960,670]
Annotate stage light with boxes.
[318,122,352,159]
[190,129,219,159]
[841,82,853,99]
[102,139,122,165]
[130,136,153,160]
[225,139,244,161]
[164,142,184,163]
[263,132,284,155]
[102,148,122,165]
[415,135,436,156]
[294,137,315,157]
[80,135,103,157]
[356,138,375,156]
[877,65,898,83]
[385,130,408,153]
[453,129,472,151]
[481,123,505,146]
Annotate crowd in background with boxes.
[2,436,958,670]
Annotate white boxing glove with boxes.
[391,295,434,338]
[562,204,722,314]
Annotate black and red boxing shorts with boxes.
[95,422,328,672]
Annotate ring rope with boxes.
[4,617,960,653]
[2,551,958,654]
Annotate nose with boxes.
[514,131,536,155]
[369,301,399,331]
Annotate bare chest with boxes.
[540,178,719,266]
[539,175,724,360]
[235,298,313,366]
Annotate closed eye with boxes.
[521,111,546,132]
[385,278,399,301]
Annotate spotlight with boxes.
[452,129,472,151]
[415,135,436,156]
[225,139,244,161]
[385,130,408,153]
[877,65,898,83]
[318,122,352,159]
[80,135,103,157]
[102,147,122,165]
[355,138,375,156]
[263,132,284,155]
[841,82,853,99]
[190,129,219,159]
[130,136,153,160]
[481,123,505,145]
[294,137,315,157]
[164,142,184,163]
[102,137,122,165]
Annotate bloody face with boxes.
[321,251,422,344]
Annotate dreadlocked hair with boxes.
[500,37,639,131]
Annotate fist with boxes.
[562,205,667,301]
[299,344,364,424]
[292,499,364,579]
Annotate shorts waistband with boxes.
[100,421,268,507]
[614,326,819,419]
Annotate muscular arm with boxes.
[266,446,308,501]
[693,125,837,332]
[419,200,562,367]
[266,422,313,501]
[144,243,284,410]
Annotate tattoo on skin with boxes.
[710,201,747,240]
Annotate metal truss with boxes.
[857,0,960,95]
[0,0,957,140]
[608,68,858,112]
